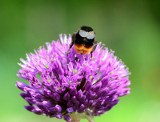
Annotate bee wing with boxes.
[87,31,95,39]
[79,30,88,37]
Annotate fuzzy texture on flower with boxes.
[16,34,130,122]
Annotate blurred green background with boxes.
[0,0,160,122]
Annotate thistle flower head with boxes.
[16,34,130,122]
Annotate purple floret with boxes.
[16,34,130,121]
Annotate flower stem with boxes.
[70,114,80,122]
[71,119,94,122]
[71,120,80,122]
[87,119,95,122]
[70,112,95,122]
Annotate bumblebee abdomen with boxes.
[74,44,93,54]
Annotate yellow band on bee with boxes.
[74,44,93,54]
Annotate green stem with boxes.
[71,120,80,122]
[70,114,80,122]
[70,112,95,122]
[71,119,94,122]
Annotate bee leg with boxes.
[90,44,97,57]
[70,34,76,48]
[66,34,75,55]
[69,41,74,49]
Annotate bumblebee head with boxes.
[81,26,93,32]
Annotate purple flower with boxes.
[16,34,130,122]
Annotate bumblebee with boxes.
[70,26,96,55]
